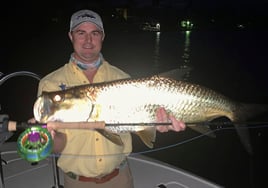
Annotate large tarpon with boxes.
[33,75,267,152]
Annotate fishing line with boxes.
[4,161,49,180]
[6,125,266,184]
[132,124,268,156]
[142,124,268,154]
[39,131,214,160]
[131,127,220,156]
[38,124,268,159]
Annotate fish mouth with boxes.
[33,96,52,123]
[33,96,43,122]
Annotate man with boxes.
[37,9,186,188]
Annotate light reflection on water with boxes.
[113,30,193,79]
[180,30,192,79]
[182,31,191,65]
[152,32,161,73]
[151,30,192,79]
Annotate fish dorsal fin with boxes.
[188,125,216,138]
[96,129,123,146]
[135,127,156,148]
[158,67,191,80]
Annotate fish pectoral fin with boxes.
[96,129,123,146]
[188,125,216,138]
[135,127,156,148]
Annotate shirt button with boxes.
[96,138,99,141]
[98,158,102,162]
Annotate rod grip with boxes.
[46,121,106,130]
[8,121,106,131]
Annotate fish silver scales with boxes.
[89,76,235,124]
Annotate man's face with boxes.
[69,22,104,63]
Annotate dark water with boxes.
[1,26,268,187]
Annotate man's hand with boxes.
[28,118,57,139]
[28,118,66,153]
[155,107,186,132]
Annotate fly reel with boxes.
[17,126,53,162]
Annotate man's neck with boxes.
[71,53,102,70]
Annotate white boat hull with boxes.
[1,142,222,188]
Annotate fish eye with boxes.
[53,94,62,102]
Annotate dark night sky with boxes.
[3,0,267,23]
[4,0,267,12]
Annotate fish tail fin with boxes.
[135,127,156,148]
[232,103,268,155]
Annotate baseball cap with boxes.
[70,10,104,32]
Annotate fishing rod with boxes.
[1,114,268,162]
[1,117,268,133]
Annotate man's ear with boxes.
[68,32,73,42]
